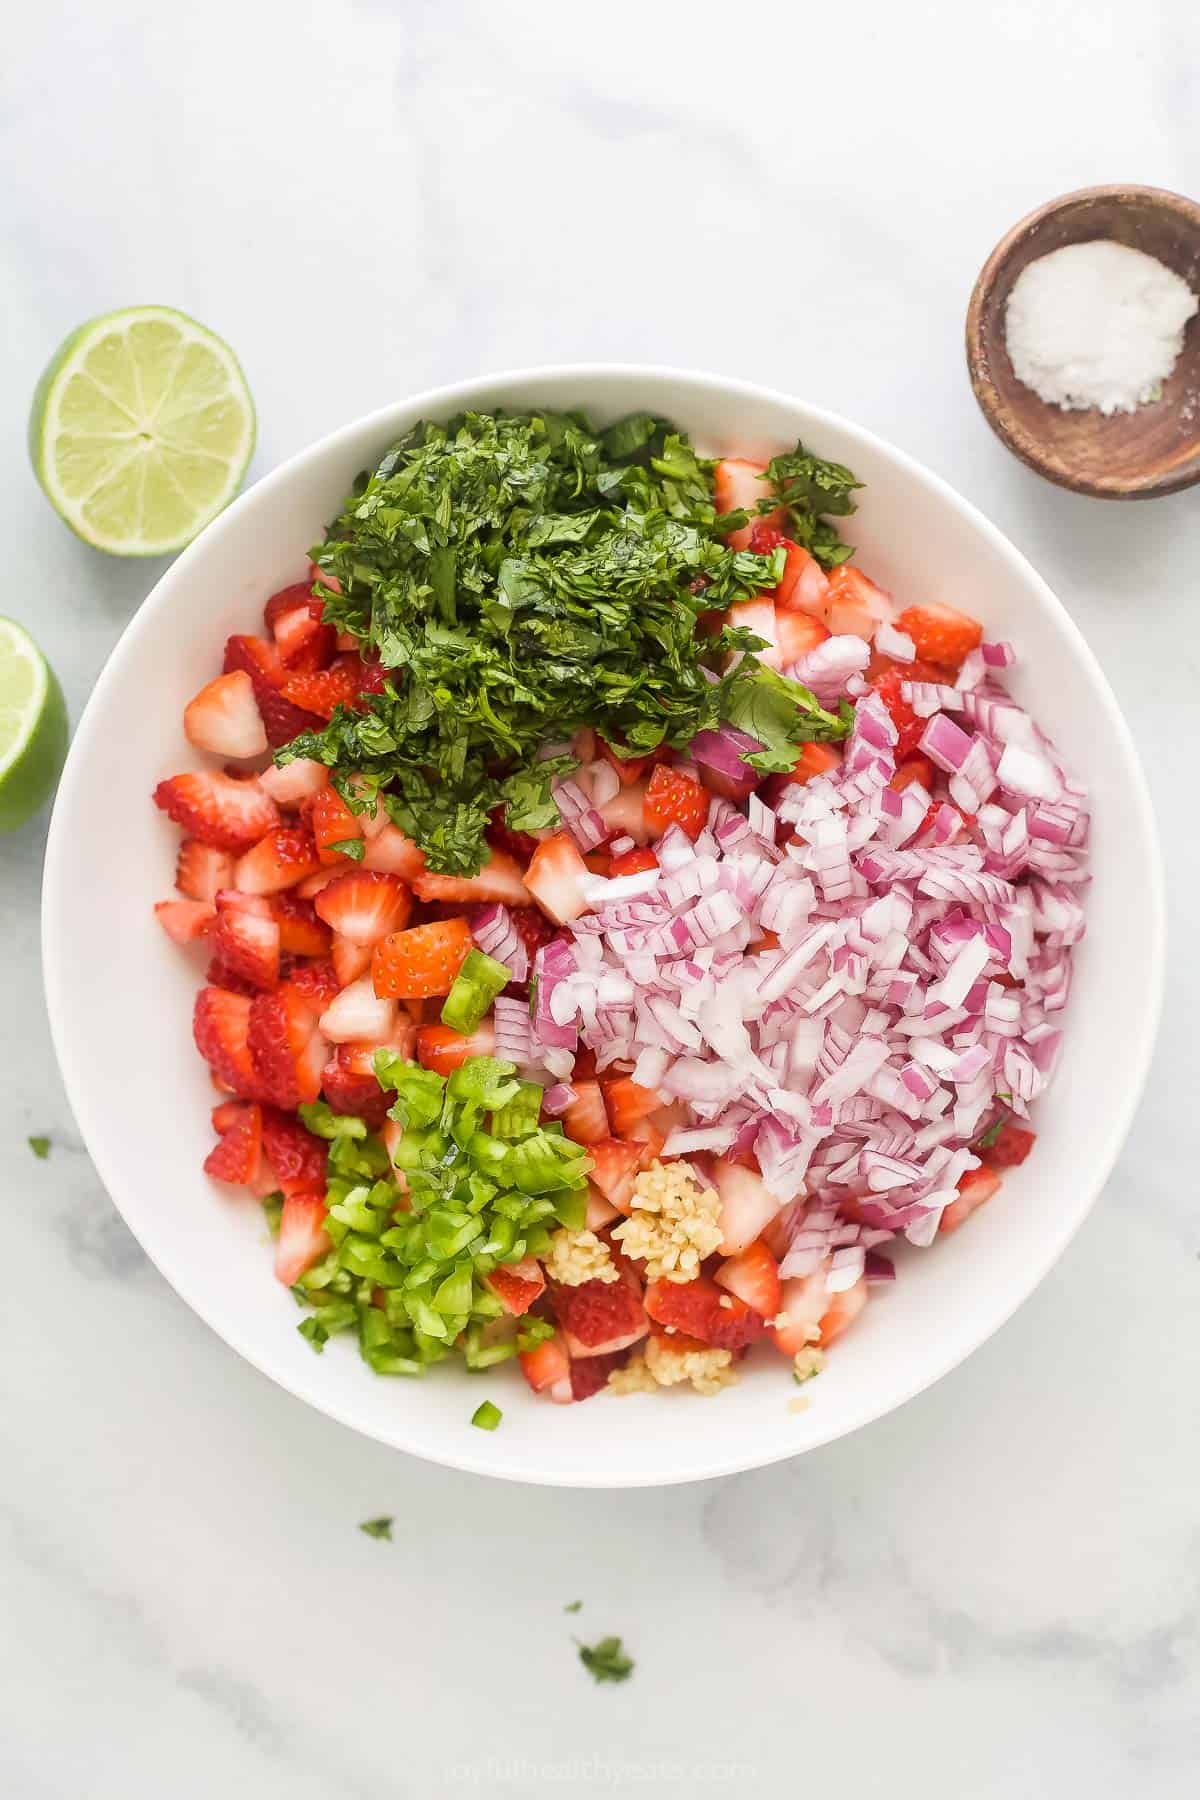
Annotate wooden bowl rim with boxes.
[965,183,1200,500]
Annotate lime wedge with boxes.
[28,305,255,557]
[0,618,69,833]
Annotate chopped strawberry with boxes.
[270,592,336,670]
[176,839,234,901]
[891,754,935,793]
[599,1076,660,1137]
[556,1276,648,1356]
[203,1101,263,1184]
[597,738,649,788]
[372,916,474,999]
[153,898,215,945]
[154,771,280,851]
[775,610,829,667]
[785,742,842,787]
[940,1166,1003,1234]
[259,757,329,807]
[824,565,894,640]
[561,1080,609,1145]
[624,1120,666,1164]
[314,870,412,946]
[274,1191,331,1286]
[211,1098,247,1135]
[307,785,364,864]
[232,826,321,896]
[331,933,373,986]
[712,1158,783,1254]
[597,782,650,846]
[748,521,784,553]
[287,959,341,1008]
[269,891,331,958]
[817,1279,868,1346]
[412,850,530,908]
[260,1107,328,1193]
[644,765,709,841]
[869,660,946,760]
[361,822,426,879]
[523,832,591,925]
[183,670,268,760]
[724,596,782,670]
[248,987,326,1108]
[415,1020,496,1075]
[510,905,558,966]
[210,899,280,989]
[714,1239,781,1319]
[264,582,315,635]
[896,602,983,673]
[321,1046,390,1128]
[608,847,658,878]
[484,1257,546,1316]
[318,974,397,1044]
[569,1347,630,1400]
[223,633,322,748]
[713,458,783,549]
[981,1122,1035,1168]
[204,959,260,998]
[769,1269,868,1355]
[194,986,262,1099]
[279,657,360,719]
[774,541,831,618]
[486,804,540,864]
[643,1274,765,1350]
[585,1137,644,1212]
[519,1328,573,1403]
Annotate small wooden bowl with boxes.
[966,184,1200,499]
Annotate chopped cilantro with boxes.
[577,1635,634,1684]
[261,1192,284,1236]
[27,1135,50,1160]
[564,1600,583,1614]
[359,1516,393,1540]
[286,411,855,873]
[326,837,365,861]
[975,1116,1006,1151]
[763,444,860,568]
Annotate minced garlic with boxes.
[792,1347,824,1384]
[607,1335,738,1397]
[544,1227,618,1287]
[612,1159,723,1283]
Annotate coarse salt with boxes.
[1004,239,1198,415]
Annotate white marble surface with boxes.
[3,1,1199,1792]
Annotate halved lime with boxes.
[0,618,69,833]
[28,305,255,557]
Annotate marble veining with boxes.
[3,0,1199,1792]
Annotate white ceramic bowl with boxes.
[42,367,1164,1487]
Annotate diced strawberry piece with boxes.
[599,1077,660,1137]
[519,1328,573,1403]
[569,1347,630,1400]
[824,565,894,640]
[712,1158,783,1255]
[415,1020,496,1075]
[715,1239,781,1319]
[194,986,262,1099]
[412,850,530,908]
[269,891,331,958]
[891,754,935,793]
[869,660,947,760]
[597,738,649,788]
[896,602,983,673]
[775,610,829,667]
[211,1098,247,1135]
[748,520,785,554]
[556,1277,648,1356]
[331,933,373,986]
[644,765,709,842]
[210,899,280,989]
[774,540,831,618]
[279,657,360,719]
[510,905,558,966]
[175,839,234,901]
[643,1274,765,1350]
[485,804,540,864]
[321,1047,390,1128]
[314,870,412,945]
[223,633,323,749]
[248,987,326,1107]
[318,975,397,1044]
[271,594,336,670]
[183,670,268,760]
[203,1101,263,1184]
[817,1278,868,1346]
[233,826,321,896]
[586,1189,620,1231]
[981,1122,1036,1169]
[725,596,782,671]
[259,758,330,807]
[260,1107,328,1193]
[372,917,473,999]
[585,1137,644,1213]
[597,782,650,846]
[940,1166,1003,1234]
[713,458,783,549]
[769,1269,868,1354]
[287,959,341,1008]
[154,771,280,851]
[484,1256,546,1316]
[359,824,423,880]
[560,1080,608,1145]
[519,832,589,925]
[624,1121,666,1164]
[784,742,842,788]
[204,960,259,998]
[306,784,363,865]
[274,1191,330,1286]
[608,847,658,878]
[263,583,314,634]
[153,898,215,945]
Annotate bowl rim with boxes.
[41,362,1166,1486]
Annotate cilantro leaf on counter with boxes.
[286,410,857,873]
[27,1135,50,1159]
[564,1600,583,1614]
[577,1635,635,1684]
[763,443,861,568]
[359,1516,394,1540]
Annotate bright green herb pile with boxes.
[284,1054,587,1374]
[285,410,858,873]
